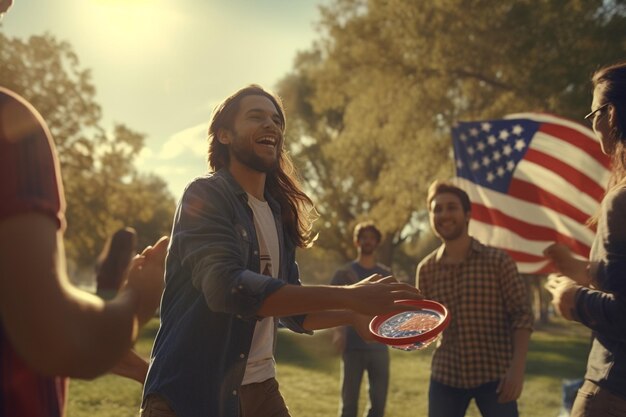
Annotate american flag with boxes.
[451,113,610,274]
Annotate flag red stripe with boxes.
[507,178,591,225]
[471,203,591,257]
[499,249,544,263]
[539,123,610,169]
[500,249,556,274]
[523,148,605,202]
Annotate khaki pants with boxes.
[570,379,626,417]
[139,379,290,417]
[240,378,291,417]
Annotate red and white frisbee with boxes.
[369,299,450,351]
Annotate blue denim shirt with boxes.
[143,169,311,417]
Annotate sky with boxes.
[2,0,327,200]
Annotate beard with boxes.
[359,244,376,256]
[230,134,279,173]
[434,222,466,242]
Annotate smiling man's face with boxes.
[220,95,284,173]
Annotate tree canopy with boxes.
[278,0,626,273]
[0,32,175,279]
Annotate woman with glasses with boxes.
[544,61,626,416]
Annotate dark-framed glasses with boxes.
[584,103,610,123]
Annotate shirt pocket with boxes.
[234,223,252,267]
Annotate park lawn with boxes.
[68,318,590,417]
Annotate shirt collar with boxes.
[434,237,483,263]
[215,168,281,214]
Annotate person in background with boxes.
[95,227,154,384]
[416,180,533,417]
[331,221,391,417]
[545,61,626,417]
[0,2,167,414]
[96,227,138,299]
[141,85,423,417]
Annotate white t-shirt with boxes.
[241,193,281,385]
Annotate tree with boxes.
[0,31,175,279]
[277,0,626,275]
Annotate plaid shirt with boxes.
[416,238,533,389]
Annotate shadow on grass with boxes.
[275,330,337,372]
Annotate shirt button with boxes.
[240,353,245,359]
[236,314,242,319]
[232,390,237,396]
[254,250,259,255]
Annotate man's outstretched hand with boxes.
[346,274,424,316]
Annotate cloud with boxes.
[158,123,208,160]
[134,123,210,199]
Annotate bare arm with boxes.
[497,328,531,403]
[257,275,423,318]
[109,349,149,384]
[0,213,166,379]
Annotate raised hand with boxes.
[543,243,590,286]
[123,236,169,325]
[544,273,579,320]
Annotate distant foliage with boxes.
[0,32,175,277]
[278,0,626,274]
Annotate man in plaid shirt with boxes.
[416,180,533,417]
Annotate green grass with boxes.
[67,318,590,417]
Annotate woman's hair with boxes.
[207,84,317,248]
[588,62,626,226]
[96,227,137,293]
[593,61,626,189]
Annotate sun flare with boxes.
[80,0,183,61]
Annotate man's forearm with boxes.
[510,328,531,370]
[257,285,352,318]
[302,310,355,331]
[110,349,149,383]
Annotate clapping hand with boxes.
[544,273,579,321]
[122,236,169,325]
[543,243,590,286]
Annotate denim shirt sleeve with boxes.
[173,176,286,320]
[574,287,626,342]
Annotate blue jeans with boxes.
[340,349,389,417]
[428,378,518,417]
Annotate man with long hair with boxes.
[142,85,423,417]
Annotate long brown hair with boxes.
[588,62,626,225]
[207,85,317,248]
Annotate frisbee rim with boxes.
[369,299,450,346]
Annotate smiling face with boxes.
[429,192,470,242]
[219,94,284,173]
